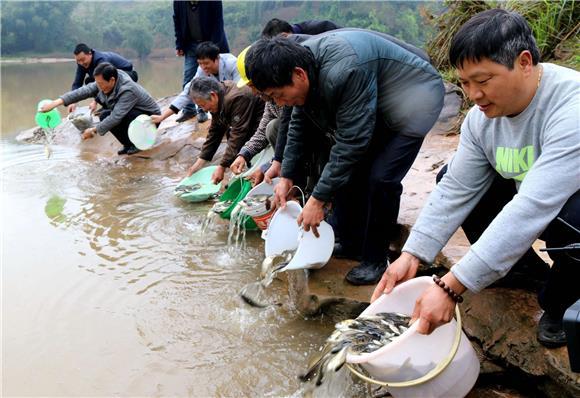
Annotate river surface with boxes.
[1,59,354,396]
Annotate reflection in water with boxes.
[44,195,67,223]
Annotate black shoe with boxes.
[333,242,362,261]
[126,145,141,155]
[345,260,388,285]
[176,110,197,123]
[537,312,567,348]
[197,110,209,123]
[117,145,140,155]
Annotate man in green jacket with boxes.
[243,31,444,285]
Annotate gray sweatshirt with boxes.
[403,63,580,292]
[61,70,160,135]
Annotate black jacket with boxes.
[71,50,133,90]
[282,30,444,202]
[292,20,340,35]
[173,1,229,52]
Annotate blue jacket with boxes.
[173,1,229,52]
[282,30,445,202]
[71,49,133,90]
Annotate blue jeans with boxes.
[182,47,198,114]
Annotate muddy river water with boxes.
[1,59,362,396]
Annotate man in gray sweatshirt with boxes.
[372,9,579,348]
[41,63,160,155]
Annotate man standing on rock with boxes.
[243,31,444,285]
[372,9,579,348]
[69,43,138,114]
[151,42,239,126]
[186,77,264,184]
[40,63,160,156]
[173,0,229,124]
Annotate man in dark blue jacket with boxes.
[70,43,138,113]
[244,32,445,285]
[173,0,229,123]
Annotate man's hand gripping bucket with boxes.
[345,276,480,398]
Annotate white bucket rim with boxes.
[347,277,435,363]
[264,201,302,258]
[345,276,464,388]
[280,221,334,271]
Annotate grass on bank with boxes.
[426,0,579,131]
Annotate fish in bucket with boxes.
[300,276,480,398]
[238,178,280,230]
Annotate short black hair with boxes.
[195,41,220,61]
[449,8,540,70]
[261,18,293,38]
[94,62,118,81]
[74,43,92,55]
[245,37,315,91]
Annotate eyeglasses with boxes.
[248,82,275,103]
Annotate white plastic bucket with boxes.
[346,276,480,398]
[241,146,274,178]
[241,178,279,230]
[264,201,334,271]
[282,221,334,271]
[265,200,301,258]
[128,114,157,150]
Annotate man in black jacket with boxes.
[261,18,340,38]
[244,32,444,285]
[173,0,229,123]
[70,43,138,114]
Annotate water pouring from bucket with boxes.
[239,201,335,308]
[35,99,62,158]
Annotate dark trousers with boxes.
[332,130,424,262]
[99,108,143,147]
[437,166,580,318]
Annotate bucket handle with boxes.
[346,304,463,388]
[290,185,306,207]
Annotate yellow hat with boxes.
[236,45,252,88]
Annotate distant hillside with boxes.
[0,1,440,58]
